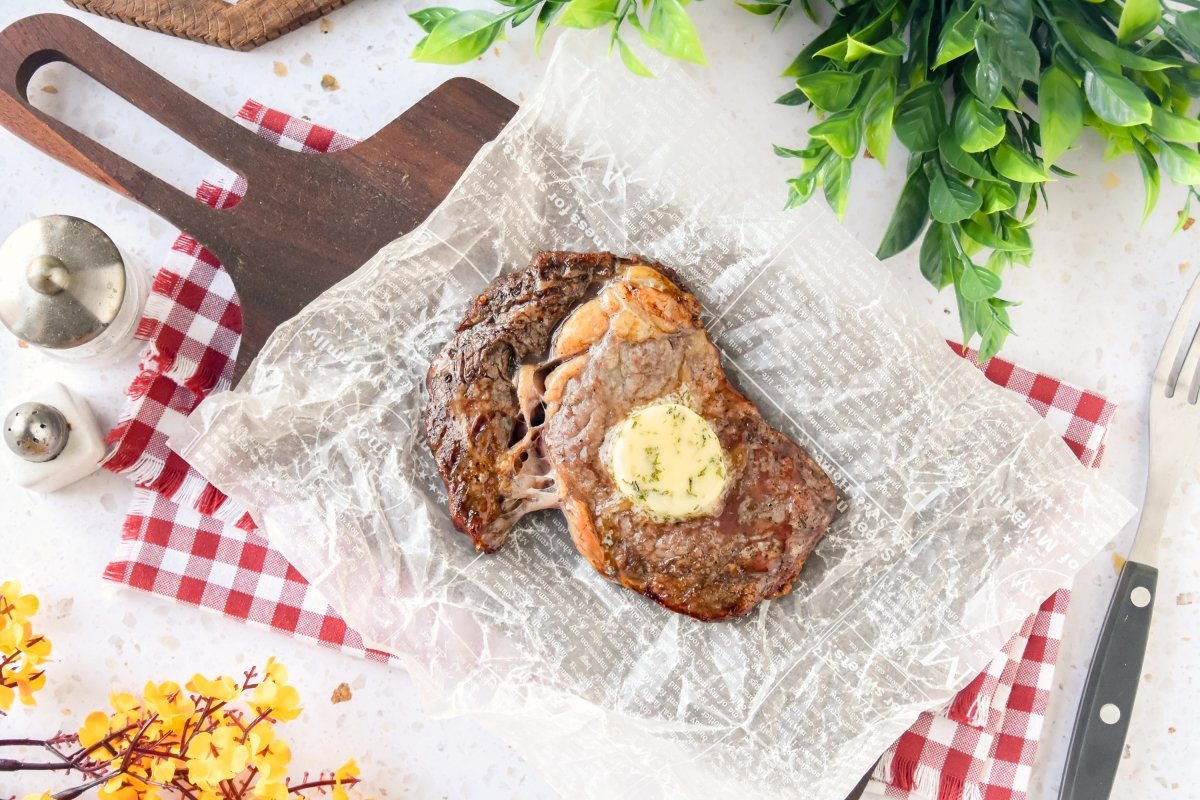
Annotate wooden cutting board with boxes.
[63,0,352,51]
[0,13,517,384]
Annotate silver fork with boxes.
[1059,275,1200,800]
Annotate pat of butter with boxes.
[608,402,728,519]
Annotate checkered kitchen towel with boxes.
[100,103,1119,800]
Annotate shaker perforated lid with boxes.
[0,215,127,349]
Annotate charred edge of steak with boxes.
[426,251,658,552]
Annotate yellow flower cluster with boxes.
[0,580,50,712]
[62,657,360,800]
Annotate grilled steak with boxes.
[424,251,837,620]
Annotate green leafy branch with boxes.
[406,0,1200,362]
[410,0,707,73]
[776,0,1200,360]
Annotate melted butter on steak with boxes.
[605,401,729,520]
[424,252,837,621]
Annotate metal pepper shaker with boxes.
[0,215,146,362]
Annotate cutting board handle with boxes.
[0,13,272,250]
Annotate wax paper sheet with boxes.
[178,34,1134,800]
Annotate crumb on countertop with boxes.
[331,682,352,704]
[273,61,288,77]
[321,74,340,92]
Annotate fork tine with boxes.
[1183,324,1200,403]
[1156,275,1200,393]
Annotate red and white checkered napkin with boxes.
[100,103,1119,800]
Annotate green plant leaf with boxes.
[775,88,809,105]
[1131,138,1161,222]
[786,174,818,208]
[794,71,864,112]
[977,302,1010,362]
[864,73,897,165]
[894,82,946,153]
[846,35,906,62]
[1159,141,1200,185]
[534,1,567,54]
[958,260,1002,301]
[1039,65,1084,167]
[736,0,789,14]
[783,15,853,77]
[973,31,1004,105]
[1118,0,1163,45]
[940,133,996,181]
[410,8,457,33]
[558,0,618,27]
[1177,11,1200,53]
[952,95,1005,153]
[810,109,864,159]
[1065,24,1173,71]
[774,144,823,159]
[929,164,983,223]
[991,141,1049,182]
[987,21,1040,93]
[934,3,979,68]
[876,157,932,258]
[822,156,852,218]
[617,37,655,77]
[413,10,506,64]
[1083,67,1152,127]
[641,0,707,65]
[512,4,538,26]
[956,286,978,345]
[979,181,1018,213]
[963,217,1027,249]
[920,222,951,288]
[1151,107,1200,143]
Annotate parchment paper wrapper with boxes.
[179,33,1134,800]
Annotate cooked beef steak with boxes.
[423,252,837,620]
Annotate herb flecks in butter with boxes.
[608,402,728,520]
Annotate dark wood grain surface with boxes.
[0,13,517,383]
[62,0,352,51]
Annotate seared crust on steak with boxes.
[424,252,837,619]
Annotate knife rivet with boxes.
[1131,586,1152,608]
[1099,703,1121,724]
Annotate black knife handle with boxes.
[1059,559,1158,800]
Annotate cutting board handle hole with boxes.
[28,61,245,206]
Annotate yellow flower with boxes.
[78,710,113,749]
[252,678,302,722]
[333,758,361,800]
[263,656,287,684]
[0,580,38,622]
[143,679,195,723]
[20,793,52,800]
[186,672,240,703]
[251,778,289,800]
[109,690,141,714]
[0,683,14,711]
[97,776,140,800]
[150,758,177,783]
[248,725,291,783]
[17,667,46,705]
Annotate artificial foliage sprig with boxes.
[0,593,368,800]
[406,0,1200,361]
[409,0,706,74]
[772,0,1200,359]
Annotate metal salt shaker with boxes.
[4,402,70,462]
[0,215,146,362]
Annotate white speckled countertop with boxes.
[0,1,1196,797]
